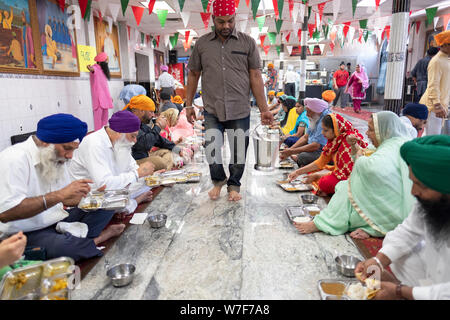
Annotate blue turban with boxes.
[402,103,429,120]
[109,111,141,133]
[119,84,147,105]
[37,114,87,144]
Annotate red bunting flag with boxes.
[375,0,380,11]
[318,2,326,24]
[185,30,190,42]
[148,0,156,14]
[329,41,335,52]
[97,10,103,22]
[263,45,270,55]
[207,0,212,13]
[156,35,160,47]
[408,22,411,34]
[308,24,315,38]
[246,0,250,7]
[146,35,150,45]
[127,25,131,40]
[285,32,291,43]
[78,0,89,18]
[260,34,266,48]
[235,0,240,8]
[288,0,294,19]
[358,29,363,43]
[385,26,390,40]
[200,12,211,29]
[272,0,279,20]
[415,21,421,34]
[58,0,65,12]
[343,22,351,38]
[132,6,145,26]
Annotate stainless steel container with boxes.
[252,125,279,171]
[148,214,167,228]
[335,255,361,277]
[106,264,136,287]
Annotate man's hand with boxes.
[137,162,155,178]
[260,111,274,126]
[280,149,293,160]
[186,107,197,124]
[288,170,301,182]
[58,179,92,207]
[0,232,27,269]
[155,116,168,129]
[135,190,153,205]
[346,134,358,146]
[434,105,448,119]
[175,137,184,144]
[355,258,384,281]
[372,281,399,300]
[333,84,338,90]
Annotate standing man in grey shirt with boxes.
[411,47,439,102]
[185,0,274,202]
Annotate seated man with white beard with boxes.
[355,135,450,300]
[279,98,330,168]
[0,114,124,262]
[69,110,155,214]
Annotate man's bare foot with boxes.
[294,221,319,234]
[208,185,223,200]
[135,190,153,204]
[94,224,126,245]
[350,228,370,240]
[228,190,242,202]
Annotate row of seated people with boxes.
[0,90,204,278]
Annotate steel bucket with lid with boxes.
[252,124,280,171]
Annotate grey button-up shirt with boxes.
[188,28,261,122]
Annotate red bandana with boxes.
[213,0,236,17]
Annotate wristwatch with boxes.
[396,283,404,299]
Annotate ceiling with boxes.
[91,0,450,48]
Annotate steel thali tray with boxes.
[78,189,129,212]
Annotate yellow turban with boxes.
[123,95,155,111]
[276,92,285,97]
[268,63,274,69]
[268,90,275,96]
[434,30,450,46]
[322,90,336,103]
[172,95,183,104]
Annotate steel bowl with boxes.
[148,214,167,228]
[106,263,136,287]
[301,194,318,204]
[335,255,361,277]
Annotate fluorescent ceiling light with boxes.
[177,29,198,37]
[140,1,176,13]
[357,0,387,7]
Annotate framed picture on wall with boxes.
[93,16,121,78]
[0,0,42,74]
[425,27,442,56]
[35,0,79,76]
[154,49,164,80]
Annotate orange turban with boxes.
[123,95,155,111]
[434,30,450,46]
[322,90,336,103]
[276,92,285,97]
[268,90,276,96]
[268,63,274,69]
[172,95,183,104]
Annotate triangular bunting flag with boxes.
[318,44,325,54]
[359,19,368,29]
[358,29,363,43]
[268,32,277,45]
[415,21,421,34]
[275,19,283,34]
[318,2,325,24]
[375,28,382,45]
[246,0,250,8]
[285,32,291,43]
[277,0,284,20]
[375,0,380,11]
[443,14,450,31]
[352,0,357,18]
[146,34,150,45]
[156,35,160,47]
[276,45,281,56]
[434,16,439,30]
[256,15,266,32]
[308,6,312,21]
[330,30,337,42]
[84,0,92,21]
[333,0,340,22]
[156,9,168,28]
[308,24,315,38]
[141,32,144,44]
[251,0,261,20]
[260,34,266,47]
[201,0,209,12]
[58,0,65,12]
[322,24,329,39]
[288,0,294,20]
[293,2,300,24]
[272,0,279,19]
[207,0,213,13]
[313,29,320,41]
[425,7,438,27]
[238,14,248,32]
[329,41,335,52]
[263,45,270,55]
[299,4,305,22]
[343,22,351,38]
[98,0,107,17]
[96,9,103,22]
[185,30,190,42]
[364,30,369,43]
[164,34,170,47]
[131,6,145,26]
[170,32,179,48]
[180,12,191,28]
[315,13,320,29]
[78,0,89,18]
[200,12,211,30]
[287,45,293,55]
[120,0,129,16]
[108,3,121,22]
[235,0,240,8]
[148,0,156,14]
[297,28,302,43]
[178,0,186,12]
[153,38,157,48]
[309,45,315,54]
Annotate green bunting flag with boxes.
[141,32,145,44]
[268,32,277,45]
[153,38,157,47]
[276,45,281,56]
[322,24,329,39]
[352,0,357,17]
[275,19,283,34]
[251,0,261,20]
[256,15,265,32]
[121,0,129,16]
[201,0,209,12]
[277,0,284,20]
[313,29,320,41]
[359,19,368,29]
[83,0,92,21]
[169,32,179,48]
[307,6,311,21]
[211,26,215,32]
[364,30,369,42]
[302,0,307,4]
[309,45,315,54]
[178,0,186,12]
[156,9,168,28]
[425,7,438,27]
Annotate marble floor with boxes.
[73,110,369,300]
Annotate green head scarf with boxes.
[400,135,450,194]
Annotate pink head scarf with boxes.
[170,109,195,142]
[94,52,108,62]
[353,64,369,90]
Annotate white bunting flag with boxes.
[333,0,341,23]
[98,0,108,18]
[238,14,248,33]
[164,34,170,47]
[318,44,325,54]
[287,45,293,55]
[292,22,301,38]
[180,12,191,28]
[299,3,305,21]
[375,28,382,45]
[293,2,300,24]
[434,16,439,30]
[105,16,113,33]
[347,26,355,42]
[316,13,320,29]
[108,3,121,22]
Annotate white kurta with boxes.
[0,137,70,238]
[379,204,450,300]
[399,116,418,139]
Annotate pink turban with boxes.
[304,98,329,114]
[160,65,169,72]
[94,52,108,62]
[213,0,236,17]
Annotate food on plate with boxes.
[293,216,312,223]
[50,279,68,293]
[306,206,320,216]
[320,282,346,296]
[346,278,381,300]
[8,272,28,290]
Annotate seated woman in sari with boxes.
[288,113,367,195]
[281,100,309,148]
[171,108,195,142]
[281,96,300,135]
[294,111,416,239]
[273,95,296,129]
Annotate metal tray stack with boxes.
[0,257,74,300]
[78,189,129,212]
